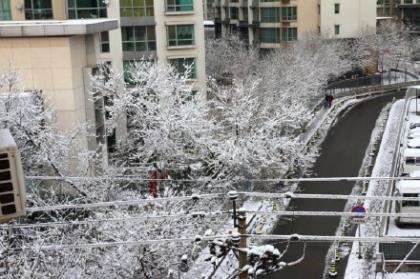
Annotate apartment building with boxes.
[0,0,206,169]
[214,0,376,48]
[396,0,420,33]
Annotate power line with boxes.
[24,192,420,213]
[0,211,229,229]
[3,210,420,230]
[25,175,420,183]
[250,234,420,243]
[26,193,223,213]
[242,192,420,201]
[15,234,420,252]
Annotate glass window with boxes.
[120,0,154,17]
[166,0,193,12]
[402,193,420,207]
[334,3,340,14]
[121,26,156,51]
[167,24,194,46]
[282,27,297,41]
[260,8,280,23]
[334,24,340,35]
[260,28,280,43]
[230,7,238,19]
[0,0,10,20]
[100,31,110,53]
[281,7,297,21]
[169,57,196,79]
[67,0,107,19]
[25,0,53,19]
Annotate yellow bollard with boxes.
[272,201,277,211]
[335,247,340,262]
[328,259,338,278]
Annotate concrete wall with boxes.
[154,0,207,94]
[320,0,376,38]
[0,36,89,133]
[297,0,319,38]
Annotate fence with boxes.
[380,242,420,261]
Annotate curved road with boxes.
[261,93,402,279]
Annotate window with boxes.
[230,7,238,19]
[121,26,156,51]
[282,27,297,41]
[67,0,107,19]
[334,3,340,14]
[261,8,280,23]
[402,193,420,207]
[100,32,110,53]
[281,7,297,21]
[25,0,52,19]
[167,25,194,47]
[169,58,196,79]
[334,24,340,35]
[0,0,11,20]
[166,0,193,12]
[120,0,154,17]
[260,28,280,43]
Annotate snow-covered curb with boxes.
[344,100,405,279]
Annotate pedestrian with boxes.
[325,94,333,108]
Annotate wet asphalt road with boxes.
[261,93,402,279]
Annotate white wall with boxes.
[320,0,376,39]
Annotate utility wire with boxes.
[0,211,229,229]
[241,192,420,201]
[25,175,420,183]
[14,234,420,252]
[24,192,420,213]
[26,193,223,213]
[4,210,420,230]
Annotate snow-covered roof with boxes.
[397,180,420,193]
[408,138,420,148]
[0,19,118,37]
[403,148,420,158]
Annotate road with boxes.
[261,93,402,279]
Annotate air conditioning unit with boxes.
[0,129,26,223]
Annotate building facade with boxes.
[214,0,376,48]
[0,0,206,169]
[396,0,420,33]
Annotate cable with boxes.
[23,192,420,213]
[249,234,420,243]
[4,210,420,230]
[19,235,229,251]
[241,192,420,201]
[26,193,223,213]
[0,211,229,229]
[13,234,420,252]
[25,175,420,183]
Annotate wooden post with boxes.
[238,209,248,279]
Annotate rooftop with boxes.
[0,19,118,37]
